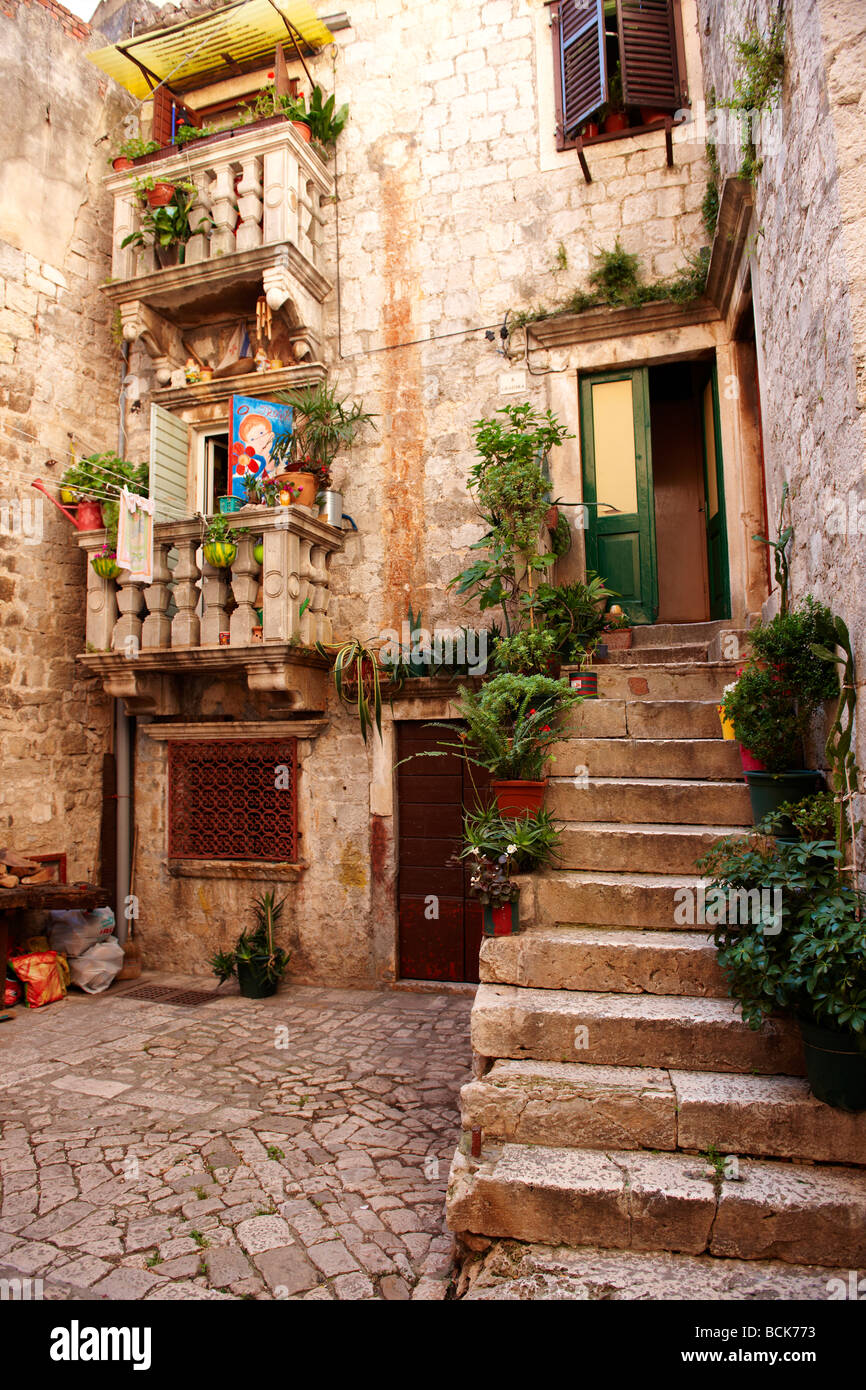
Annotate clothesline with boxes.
[3,419,124,469]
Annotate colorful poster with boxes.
[229,395,293,500]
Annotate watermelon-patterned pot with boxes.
[91,555,121,580]
[203,541,237,568]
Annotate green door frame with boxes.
[579,366,658,624]
[700,364,732,620]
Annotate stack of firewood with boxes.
[0,850,54,889]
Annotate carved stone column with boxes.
[171,540,201,647]
[262,144,298,247]
[262,519,302,642]
[200,555,231,644]
[236,156,263,253]
[85,561,118,653]
[141,540,173,649]
[185,171,213,265]
[112,192,139,281]
[229,535,259,645]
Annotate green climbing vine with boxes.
[720,13,786,181]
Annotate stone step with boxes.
[460,1060,866,1165]
[446,1143,866,1267]
[629,620,737,647]
[551,737,741,780]
[557,822,741,874]
[547,777,751,825]
[606,643,709,664]
[479,926,727,996]
[471,983,805,1075]
[525,870,715,930]
[565,699,725,740]
[457,1239,853,1301]
[566,662,738,701]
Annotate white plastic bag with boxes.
[68,937,124,994]
[46,908,115,960]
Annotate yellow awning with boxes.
[88,0,334,99]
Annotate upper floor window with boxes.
[550,0,688,150]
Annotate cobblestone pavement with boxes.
[0,974,474,1300]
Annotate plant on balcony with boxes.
[90,542,121,581]
[202,513,239,568]
[173,122,217,148]
[110,136,159,170]
[294,84,349,149]
[209,890,290,998]
[121,180,210,267]
[316,637,385,744]
[273,382,377,494]
[60,453,148,536]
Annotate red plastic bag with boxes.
[4,978,21,1007]
[9,952,65,1008]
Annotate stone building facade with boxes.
[2,0,864,986]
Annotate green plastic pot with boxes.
[236,957,280,999]
[799,1017,866,1111]
[482,898,520,937]
[203,540,237,569]
[253,539,264,565]
[744,770,823,834]
[91,555,121,580]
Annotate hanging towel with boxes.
[117,488,156,583]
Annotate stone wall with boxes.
[697,0,866,770]
[0,0,127,873]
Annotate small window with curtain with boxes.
[550,0,688,151]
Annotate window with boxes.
[198,430,229,514]
[168,740,299,862]
[551,0,687,151]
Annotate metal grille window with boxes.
[168,740,298,861]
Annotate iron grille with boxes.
[168,739,298,862]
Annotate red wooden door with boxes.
[396,721,491,982]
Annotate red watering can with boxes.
[32,480,104,531]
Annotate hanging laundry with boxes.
[117,488,155,583]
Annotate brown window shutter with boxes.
[552,0,607,149]
[617,0,682,111]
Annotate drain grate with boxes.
[117,984,223,1008]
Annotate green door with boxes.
[701,369,731,620]
[580,368,658,624]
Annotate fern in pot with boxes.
[209,890,290,999]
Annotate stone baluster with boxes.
[308,543,332,644]
[229,535,259,645]
[200,553,231,644]
[112,574,147,657]
[262,518,302,642]
[141,539,173,649]
[235,156,263,252]
[210,160,238,257]
[171,540,201,647]
[85,558,119,653]
[185,171,213,265]
[298,537,315,645]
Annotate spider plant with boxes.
[316,638,384,743]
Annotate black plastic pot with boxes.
[744,770,823,835]
[237,956,280,999]
[799,1017,866,1111]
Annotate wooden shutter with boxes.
[553,0,607,147]
[617,0,682,110]
[149,404,189,521]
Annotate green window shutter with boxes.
[617,0,682,111]
[149,404,190,521]
[553,0,607,147]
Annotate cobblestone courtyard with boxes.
[0,976,473,1300]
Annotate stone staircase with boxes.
[447,621,866,1285]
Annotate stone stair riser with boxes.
[564,700,725,740]
[547,779,750,825]
[551,738,741,780]
[479,931,727,996]
[557,825,735,874]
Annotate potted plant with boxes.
[721,597,838,824]
[441,672,580,816]
[295,84,349,150]
[603,605,633,650]
[91,543,121,580]
[60,452,148,532]
[316,637,386,744]
[121,180,210,268]
[570,643,600,698]
[209,890,290,999]
[272,382,376,508]
[492,627,558,676]
[202,513,239,569]
[460,804,561,874]
[466,848,521,937]
[110,136,159,171]
[529,574,614,666]
[603,62,628,133]
[218,495,242,514]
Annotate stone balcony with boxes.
[77,503,343,716]
[101,119,334,387]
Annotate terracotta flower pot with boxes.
[605,628,633,650]
[491,779,548,817]
[147,182,176,207]
[640,107,668,126]
[603,111,629,133]
[583,121,599,138]
[277,471,318,507]
[292,120,312,143]
[113,156,134,171]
